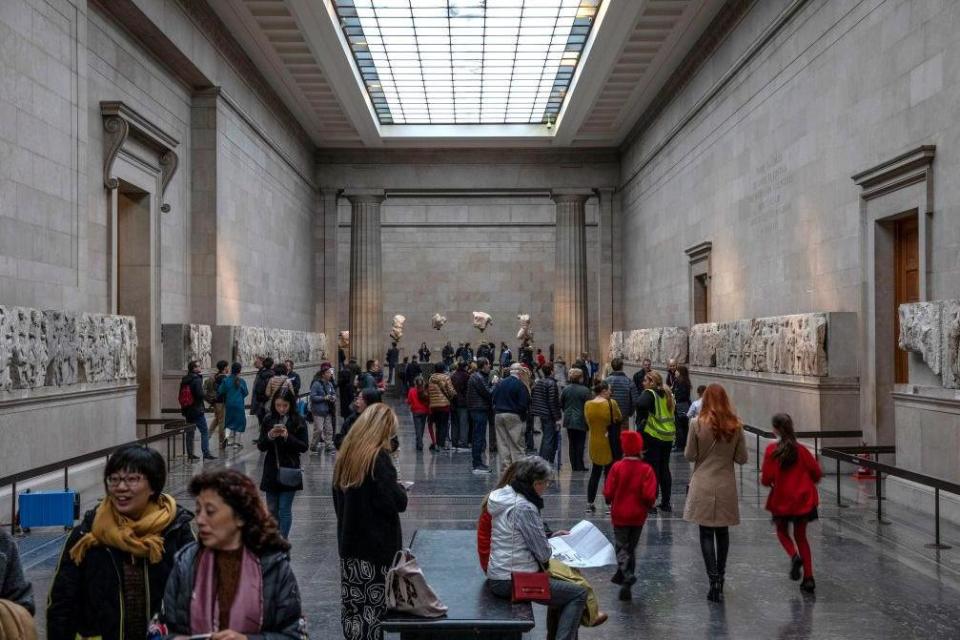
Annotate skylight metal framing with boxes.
[331,0,603,126]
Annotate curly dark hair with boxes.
[188,469,290,554]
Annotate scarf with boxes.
[510,480,544,512]
[190,547,263,634]
[70,494,177,564]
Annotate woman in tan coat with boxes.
[683,384,747,603]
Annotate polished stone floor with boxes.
[21,397,960,638]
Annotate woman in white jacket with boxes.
[485,457,587,640]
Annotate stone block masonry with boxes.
[0,305,137,393]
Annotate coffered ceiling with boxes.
[208,0,726,148]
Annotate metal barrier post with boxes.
[755,432,761,471]
[166,434,172,473]
[875,469,888,524]
[924,488,952,550]
[63,467,69,491]
[836,459,842,506]
[9,481,16,535]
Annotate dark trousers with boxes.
[614,526,644,585]
[643,437,673,507]
[452,407,469,447]
[470,410,488,468]
[412,413,427,449]
[339,395,353,426]
[699,526,730,578]
[432,409,450,448]
[567,429,587,470]
[524,413,536,453]
[538,417,560,466]
[487,409,498,451]
[587,462,611,505]
[674,407,690,450]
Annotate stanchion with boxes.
[924,488,952,550]
[874,467,889,525]
[855,451,876,479]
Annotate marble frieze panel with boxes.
[899,299,960,388]
[0,305,137,392]
[226,326,328,365]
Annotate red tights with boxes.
[775,520,813,578]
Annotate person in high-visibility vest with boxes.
[638,371,676,512]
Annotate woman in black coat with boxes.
[333,403,407,640]
[258,387,309,539]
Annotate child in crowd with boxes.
[406,375,432,451]
[761,413,822,593]
[604,430,658,601]
[686,384,707,420]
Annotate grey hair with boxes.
[513,456,554,485]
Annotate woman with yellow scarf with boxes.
[47,445,195,640]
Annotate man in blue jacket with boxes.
[492,363,530,469]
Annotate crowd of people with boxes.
[0,341,824,640]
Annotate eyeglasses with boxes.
[106,474,145,488]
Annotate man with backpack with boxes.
[203,360,229,451]
[179,360,214,461]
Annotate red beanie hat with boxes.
[621,430,643,456]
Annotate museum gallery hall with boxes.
[0,0,959,639]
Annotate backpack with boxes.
[178,382,195,409]
[203,375,219,405]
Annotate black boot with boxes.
[707,574,721,602]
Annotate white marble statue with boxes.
[432,313,447,330]
[516,314,534,342]
[390,314,406,342]
[473,311,493,333]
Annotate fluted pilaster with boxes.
[347,190,385,366]
[552,190,591,364]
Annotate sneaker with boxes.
[800,577,816,593]
[456,447,471,453]
[585,504,596,514]
[187,455,200,462]
[658,503,672,513]
[202,454,217,460]
[473,465,491,475]
[790,555,803,581]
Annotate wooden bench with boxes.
[382,529,535,640]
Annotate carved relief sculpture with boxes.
[898,302,942,376]
[232,326,329,365]
[689,323,721,367]
[473,311,493,333]
[188,324,213,370]
[608,331,624,360]
[431,313,447,331]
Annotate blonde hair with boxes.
[332,403,398,489]
[568,368,583,383]
[644,371,676,413]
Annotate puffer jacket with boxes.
[485,486,551,581]
[0,528,33,614]
[47,504,195,640]
[428,373,456,409]
[466,371,493,411]
[605,371,641,421]
[529,376,561,421]
[160,542,306,639]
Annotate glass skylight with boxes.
[332,0,602,125]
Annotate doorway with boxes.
[893,217,919,384]
[115,184,156,416]
[693,273,709,325]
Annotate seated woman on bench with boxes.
[478,462,607,632]
[483,457,604,640]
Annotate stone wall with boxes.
[619,0,960,331]
[0,305,137,392]
[336,195,601,359]
[899,299,960,388]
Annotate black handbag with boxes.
[274,441,303,488]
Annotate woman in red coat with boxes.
[761,413,823,593]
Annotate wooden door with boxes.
[894,216,919,384]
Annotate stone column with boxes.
[552,190,592,364]
[346,189,385,366]
[595,187,616,365]
[316,188,340,342]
